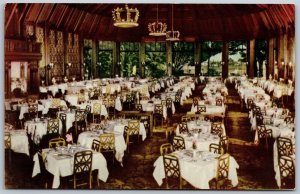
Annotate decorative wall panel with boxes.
[66,33,80,77]
[35,27,46,79]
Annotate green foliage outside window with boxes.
[98,41,113,78]
[120,42,139,77]
[172,42,194,76]
[145,42,166,78]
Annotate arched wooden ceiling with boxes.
[6,3,295,42]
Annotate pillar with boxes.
[166,41,172,76]
[247,39,255,79]
[222,41,229,79]
[139,42,145,78]
[194,42,201,77]
[91,39,97,79]
[267,38,275,79]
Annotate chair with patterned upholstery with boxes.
[92,103,102,123]
[48,137,66,148]
[73,150,93,189]
[52,98,61,108]
[210,153,232,189]
[196,105,206,114]
[160,143,173,156]
[178,122,189,134]
[125,120,140,153]
[278,155,295,189]
[172,136,185,151]
[163,154,182,189]
[47,118,60,137]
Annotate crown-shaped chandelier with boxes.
[166,4,180,41]
[148,4,167,36]
[112,4,139,28]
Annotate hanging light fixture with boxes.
[148,4,167,36]
[112,4,139,28]
[166,4,180,41]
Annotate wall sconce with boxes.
[221,61,225,66]
[47,63,54,70]
[281,61,285,66]
[195,62,199,65]
[288,62,292,67]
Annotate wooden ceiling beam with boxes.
[5,4,18,31]
[56,5,69,29]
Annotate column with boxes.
[222,41,229,79]
[247,39,255,79]
[166,41,172,76]
[92,39,97,79]
[267,38,275,79]
[139,42,145,78]
[194,42,201,77]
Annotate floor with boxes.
[4,82,280,190]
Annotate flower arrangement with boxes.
[192,139,197,150]
[66,133,73,144]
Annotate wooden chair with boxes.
[166,98,173,119]
[257,124,272,150]
[51,98,61,108]
[28,103,39,119]
[91,139,100,152]
[181,115,191,122]
[99,133,115,163]
[160,143,173,156]
[154,104,164,128]
[135,104,143,111]
[210,153,232,189]
[284,116,294,124]
[59,113,67,138]
[125,93,134,110]
[77,93,86,104]
[49,137,66,148]
[4,132,11,150]
[255,113,264,126]
[246,98,254,110]
[216,97,223,106]
[75,109,87,135]
[193,97,200,106]
[92,103,102,123]
[163,154,182,189]
[220,135,229,154]
[277,137,294,157]
[125,120,140,153]
[278,155,295,189]
[178,122,189,134]
[197,105,206,114]
[107,98,116,119]
[73,150,93,189]
[209,143,222,154]
[47,118,60,136]
[172,136,185,151]
[211,124,223,137]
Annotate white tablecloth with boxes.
[77,131,126,163]
[153,150,239,189]
[32,146,109,188]
[6,129,29,156]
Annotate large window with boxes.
[228,41,247,76]
[145,42,166,78]
[172,42,194,76]
[120,42,139,77]
[201,41,222,76]
[255,40,267,78]
[83,39,92,79]
[98,41,113,78]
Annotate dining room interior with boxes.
[4,2,295,190]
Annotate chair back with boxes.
[160,143,173,156]
[277,137,294,157]
[284,116,294,124]
[163,154,181,179]
[93,103,101,115]
[154,104,163,115]
[178,122,189,134]
[257,124,269,139]
[75,109,87,122]
[91,139,100,152]
[28,103,38,113]
[256,114,264,125]
[73,150,93,188]
[220,135,229,154]
[209,143,222,154]
[197,105,206,114]
[47,118,60,135]
[99,133,115,152]
[4,132,11,149]
[127,120,140,136]
[172,136,185,151]
[211,122,223,137]
[52,98,61,108]
[166,98,173,109]
[135,104,143,111]
[278,155,295,188]
[49,137,66,148]
[216,153,230,180]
